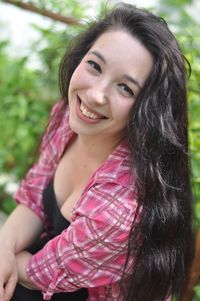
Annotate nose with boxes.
[87,83,109,106]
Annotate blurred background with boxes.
[0,0,199,299]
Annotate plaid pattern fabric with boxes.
[15,102,140,300]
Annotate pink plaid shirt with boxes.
[14,101,140,300]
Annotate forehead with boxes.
[90,29,141,57]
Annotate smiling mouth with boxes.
[78,97,107,120]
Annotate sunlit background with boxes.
[0,0,199,63]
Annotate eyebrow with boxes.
[123,75,142,90]
[88,50,107,64]
[89,50,142,90]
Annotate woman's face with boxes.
[68,29,153,145]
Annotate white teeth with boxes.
[80,102,100,119]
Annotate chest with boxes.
[53,148,95,221]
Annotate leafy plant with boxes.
[0,0,87,211]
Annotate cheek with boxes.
[114,102,133,123]
[69,67,82,89]
[69,63,88,89]
[68,66,83,100]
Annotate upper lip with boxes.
[77,96,107,118]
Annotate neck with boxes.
[74,134,121,166]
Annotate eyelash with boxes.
[87,60,102,73]
[118,83,135,97]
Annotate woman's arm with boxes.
[16,251,38,290]
[0,204,43,300]
[0,204,43,253]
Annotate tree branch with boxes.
[1,0,82,26]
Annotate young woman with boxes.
[0,3,193,301]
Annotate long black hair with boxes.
[57,3,194,300]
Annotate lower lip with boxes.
[76,98,103,124]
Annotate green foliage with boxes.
[0,0,87,212]
[0,181,16,214]
[180,24,200,228]
[0,46,51,177]
[157,0,200,225]
[194,285,200,301]
[156,1,200,300]
[161,0,193,6]
[26,0,87,18]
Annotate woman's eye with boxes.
[118,83,135,98]
[87,60,102,73]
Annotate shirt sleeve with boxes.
[26,182,139,299]
[14,102,63,221]
[14,150,54,221]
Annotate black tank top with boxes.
[43,178,70,236]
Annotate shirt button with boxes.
[71,213,76,221]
